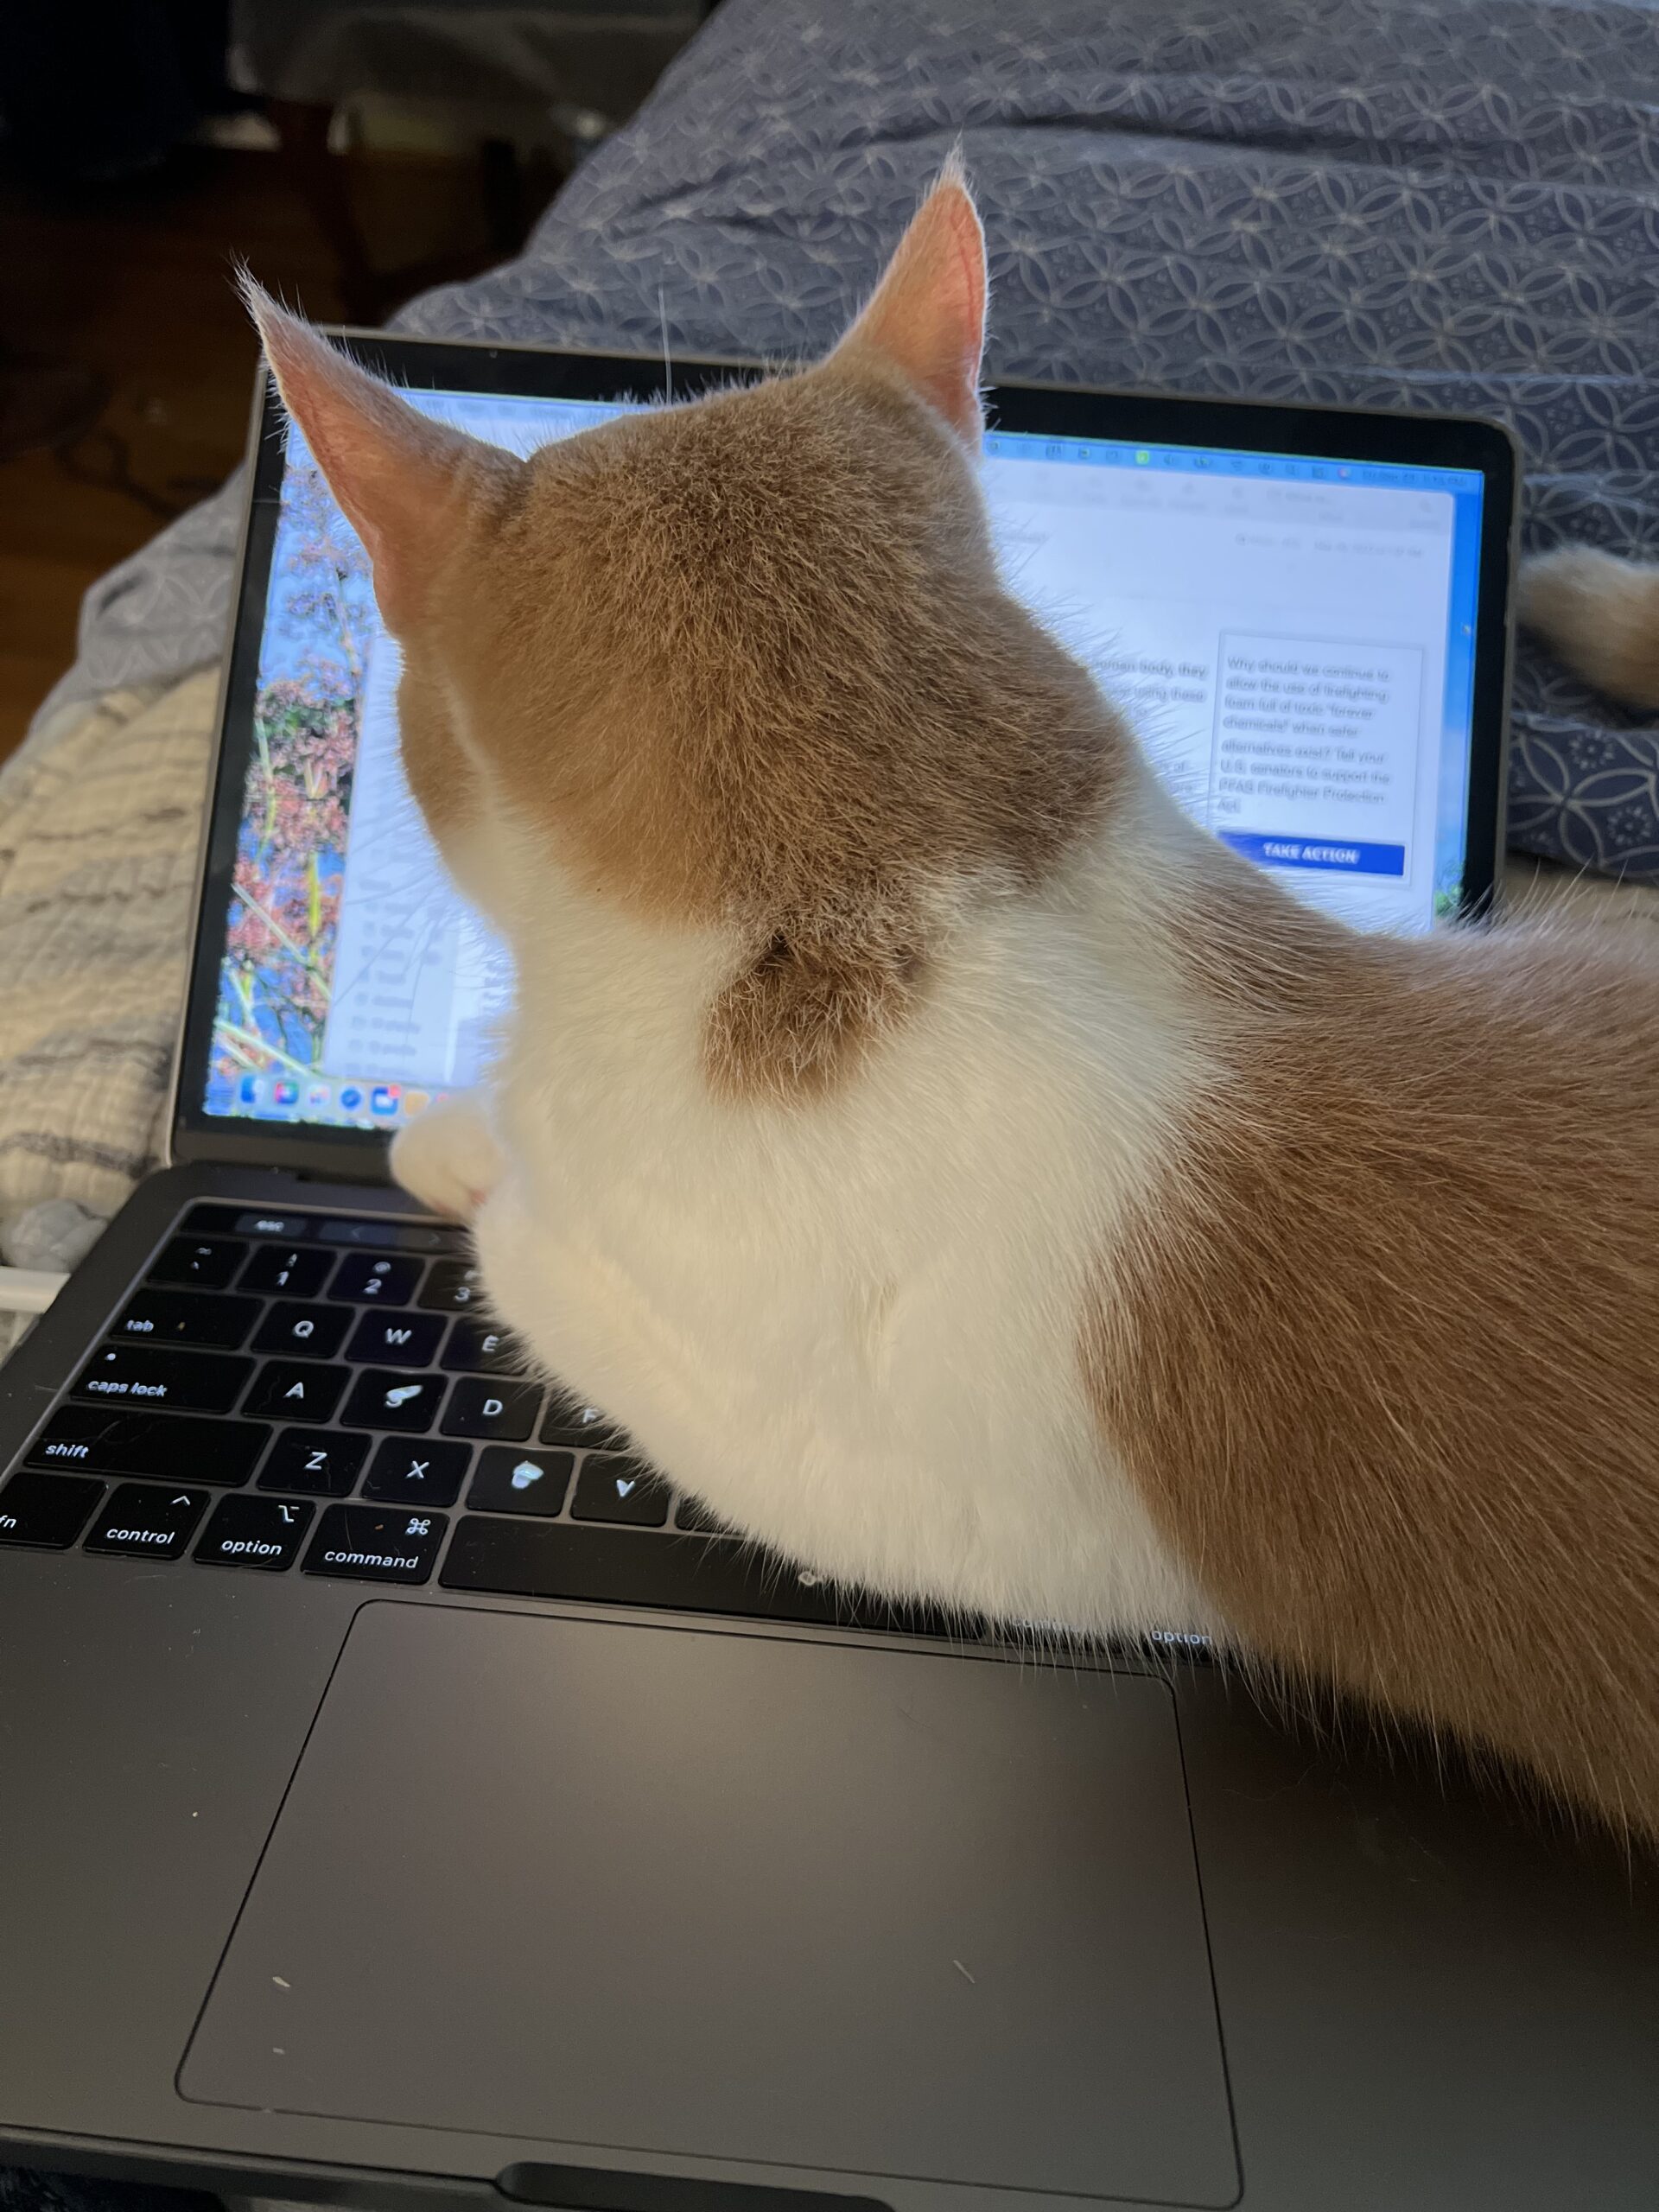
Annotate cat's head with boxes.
[245,168,1126,1097]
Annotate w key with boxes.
[347,1311,445,1368]
[73,1344,251,1414]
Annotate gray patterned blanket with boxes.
[34,0,1659,874]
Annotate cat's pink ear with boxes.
[240,277,515,631]
[835,162,987,442]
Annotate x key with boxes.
[362,1438,470,1507]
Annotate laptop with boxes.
[1,336,1655,2212]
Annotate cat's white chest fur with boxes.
[409,826,1212,1640]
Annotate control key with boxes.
[85,1483,208,1560]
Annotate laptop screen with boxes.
[202,388,1486,1134]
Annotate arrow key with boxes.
[570,1453,671,1528]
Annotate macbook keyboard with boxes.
[0,1202,937,1634]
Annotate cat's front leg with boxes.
[390,1090,504,1220]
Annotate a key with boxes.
[73,1344,251,1414]
[342,1369,445,1433]
[441,1319,529,1376]
[346,1310,445,1369]
[303,1503,448,1585]
[239,1245,331,1297]
[570,1454,671,1527]
[328,1255,423,1304]
[442,1376,540,1441]
[243,1360,349,1422]
[440,1518,859,1627]
[194,1493,313,1571]
[467,1446,573,1517]
[148,1236,248,1289]
[540,1389,626,1451]
[253,1300,351,1359]
[84,1482,209,1560]
[27,1408,269,1487]
[418,1260,484,1312]
[362,1437,470,1507]
[257,1429,370,1497]
[0,1469,105,1548]
[112,1287,259,1350]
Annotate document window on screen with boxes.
[207,393,1481,1132]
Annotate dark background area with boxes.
[0,0,707,756]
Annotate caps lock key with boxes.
[73,1344,251,1414]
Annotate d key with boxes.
[442,1377,540,1441]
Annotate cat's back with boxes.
[1091,879,1659,1830]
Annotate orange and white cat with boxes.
[1521,543,1659,712]
[245,169,1659,1838]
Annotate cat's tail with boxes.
[1519,544,1659,710]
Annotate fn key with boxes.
[0,1469,104,1549]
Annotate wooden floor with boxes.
[0,146,528,760]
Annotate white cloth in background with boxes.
[0,669,219,1355]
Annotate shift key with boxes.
[29,1407,269,1486]
[73,1344,251,1414]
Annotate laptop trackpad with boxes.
[181,1602,1236,2205]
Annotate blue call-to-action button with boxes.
[1221,831,1406,878]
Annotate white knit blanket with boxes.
[0,670,218,1351]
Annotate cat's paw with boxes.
[1518,545,1659,710]
[390,1092,504,1220]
